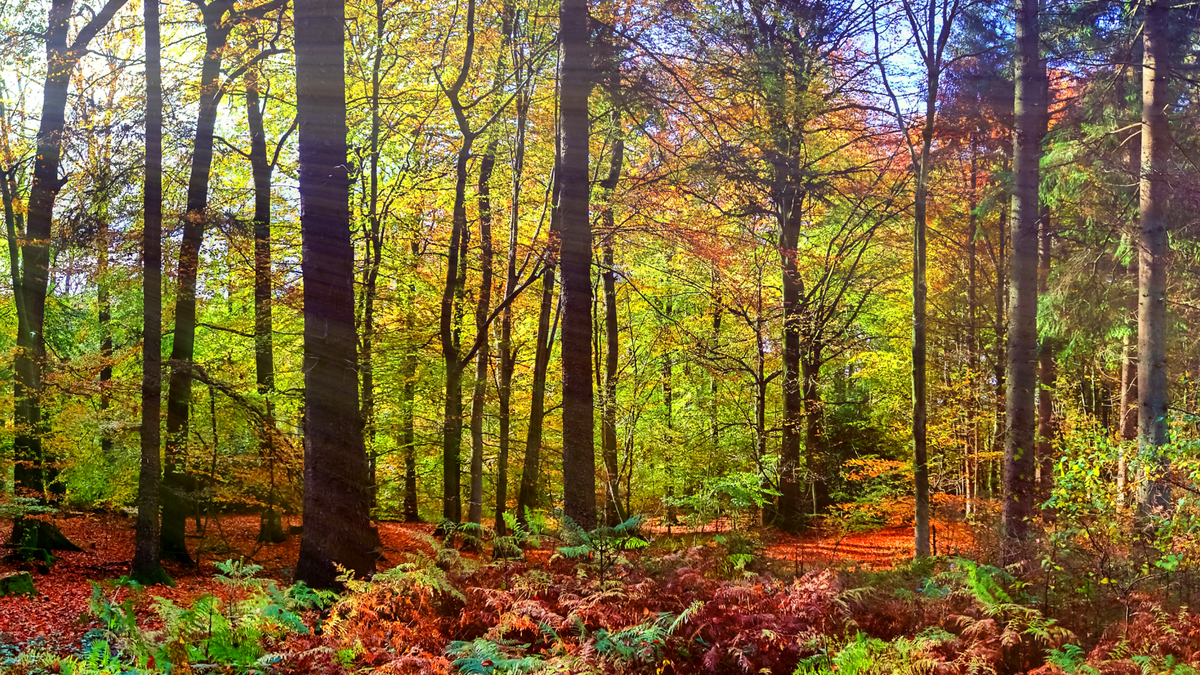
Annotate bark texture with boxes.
[294,0,379,588]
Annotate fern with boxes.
[447,637,545,674]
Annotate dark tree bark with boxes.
[438,0,483,526]
[1002,0,1043,558]
[496,34,529,535]
[402,241,421,522]
[966,140,979,516]
[517,163,561,525]
[468,144,496,525]
[162,0,286,565]
[245,74,288,544]
[132,24,165,575]
[360,0,388,514]
[11,0,127,556]
[1136,0,1170,518]
[294,0,379,588]
[600,136,624,525]
[559,0,597,531]
[777,204,804,529]
[132,0,166,584]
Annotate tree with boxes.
[1002,0,1044,558]
[161,0,287,564]
[559,0,597,530]
[131,0,167,585]
[1136,0,1170,518]
[294,0,379,588]
[10,0,128,556]
[242,63,295,543]
[873,0,969,559]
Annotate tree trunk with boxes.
[600,135,624,525]
[132,0,165,584]
[12,0,127,556]
[360,0,387,516]
[1002,0,1042,558]
[777,204,804,530]
[559,0,597,531]
[1136,0,1170,518]
[1037,211,1055,504]
[246,78,284,544]
[294,0,379,588]
[468,145,496,525]
[496,67,529,536]
[912,70,938,558]
[966,140,979,516]
[162,3,235,565]
[802,355,823,516]
[516,178,560,526]
[98,208,113,460]
[402,242,421,522]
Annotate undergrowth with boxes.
[4,515,1200,674]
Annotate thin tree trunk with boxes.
[438,0,482,526]
[1037,211,1055,504]
[162,3,233,564]
[966,140,979,516]
[294,0,379,588]
[468,144,496,525]
[1002,0,1042,559]
[516,174,560,525]
[496,47,528,536]
[600,133,624,525]
[1136,0,1170,517]
[98,209,113,460]
[802,355,822,516]
[559,0,597,531]
[246,77,284,544]
[132,0,165,583]
[360,0,388,516]
[12,0,126,555]
[402,240,421,522]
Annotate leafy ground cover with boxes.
[1,511,1198,674]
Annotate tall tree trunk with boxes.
[294,0,379,588]
[559,0,597,531]
[911,74,937,558]
[468,144,496,525]
[496,55,529,536]
[516,173,560,526]
[132,0,165,584]
[778,204,804,530]
[98,209,113,460]
[1136,0,1170,518]
[966,140,979,516]
[402,239,421,522]
[439,0,481,526]
[1002,0,1042,558]
[12,0,126,555]
[246,78,284,544]
[663,297,676,526]
[162,3,234,564]
[1037,212,1055,504]
[360,0,388,516]
[600,134,624,525]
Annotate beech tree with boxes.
[293,0,378,587]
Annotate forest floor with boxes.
[0,511,971,655]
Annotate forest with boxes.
[1,0,1200,671]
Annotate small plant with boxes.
[555,514,648,588]
[446,637,545,674]
[494,509,548,560]
[1047,644,1100,675]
